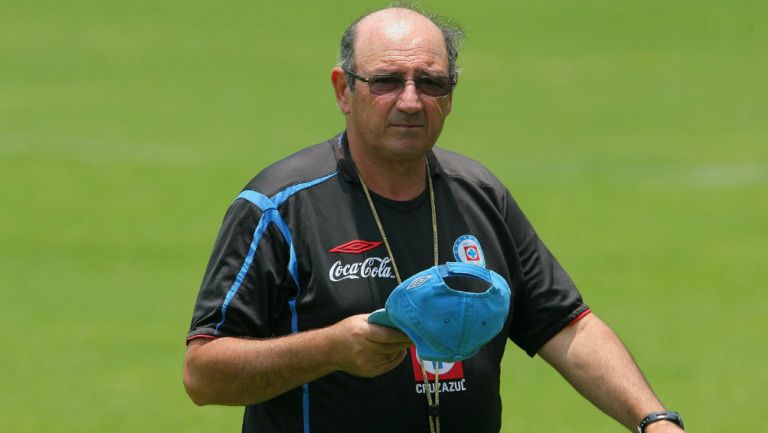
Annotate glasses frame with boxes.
[343,69,456,98]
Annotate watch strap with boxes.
[637,411,684,433]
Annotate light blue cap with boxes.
[368,262,511,362]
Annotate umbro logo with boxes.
[406,275,433,289]
[329,240,383,254]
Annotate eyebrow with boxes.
[368,69,450,77]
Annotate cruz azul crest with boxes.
[452,234,486,268]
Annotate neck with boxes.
[348,142,428,201]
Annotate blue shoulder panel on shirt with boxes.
[214,212,271,334]
[217,171,339,334]
[271,171,339,207]
[226,172,337,433]
[237,189,275,210]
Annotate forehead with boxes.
[354,10,449,74]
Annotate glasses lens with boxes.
[364,74,453,97]
[416,76,452,97]
[368,76,405,95]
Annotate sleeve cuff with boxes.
[186,334,218,345]
[526,304,591,357]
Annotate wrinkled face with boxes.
[342,12,453,162]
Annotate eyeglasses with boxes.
[344,69,455,98]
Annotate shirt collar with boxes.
[333,131,442,184]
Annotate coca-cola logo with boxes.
[329,257,396,282]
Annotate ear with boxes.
[331,67,351,114]
[445,76,457,116]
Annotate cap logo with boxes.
[406,275,433,289]
[453,235,486,267]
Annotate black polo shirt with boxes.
[187,132,589,433]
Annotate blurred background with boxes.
[1,1,766,431]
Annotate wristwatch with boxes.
[637,411,684,433]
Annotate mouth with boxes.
[390,124,424,129]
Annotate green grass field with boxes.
[2,1,766,431]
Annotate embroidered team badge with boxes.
[452,235,486,268]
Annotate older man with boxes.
[184,6,685,433]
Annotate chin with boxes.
[382,137,435,159]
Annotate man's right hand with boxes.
[327,314,412,377]
[184,313,413,406]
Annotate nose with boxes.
[396,80,423,114]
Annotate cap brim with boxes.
[367,309,398,329]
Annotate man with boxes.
[184,6,686,433]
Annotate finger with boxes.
[369,341,413,355]
[387,347,408,365]
[366,323,412,344]
[373,348,408,371]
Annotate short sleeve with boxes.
[186,197,294,342]
[503,191,590,356]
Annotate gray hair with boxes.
[338,3,464,90]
